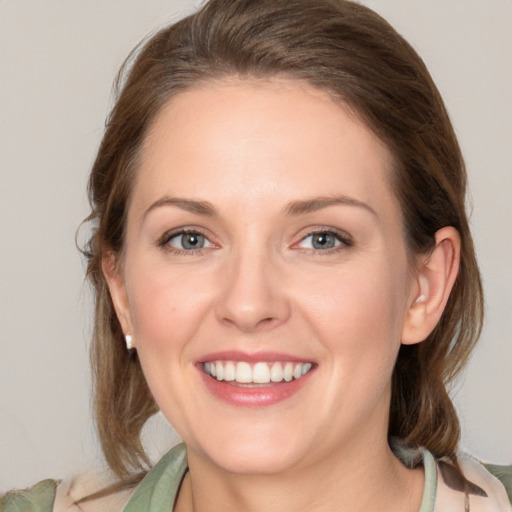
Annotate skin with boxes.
[105,79,460,512]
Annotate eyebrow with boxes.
[284,196,377,217]
[143,197,217,219]
[143,194,377,220]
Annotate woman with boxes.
[1,0,510,511]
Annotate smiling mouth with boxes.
[202,360,314,385]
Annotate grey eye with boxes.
[169,232,212,250]
[298,232,342,250]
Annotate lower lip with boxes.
[198,367,312,407]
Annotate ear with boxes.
[102,251,135,345]
[401,226,461,345]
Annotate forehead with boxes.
[134,78,399,221]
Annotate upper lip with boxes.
[198,350,315,364]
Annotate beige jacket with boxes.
[2,450,511,511]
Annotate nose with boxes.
[214,248,291,333]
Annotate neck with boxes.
[174,437,424,512]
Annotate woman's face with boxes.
[110,79,420,474]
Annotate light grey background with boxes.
[1,0,511,492]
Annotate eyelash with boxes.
[157,227,353,255]
[158,228,214,255]
[294,228,353,254]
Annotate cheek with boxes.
[124,258,213,360]
[296,255,409,380]
[123,260,216,425]
[306,266,409,432]
[302,259,407,335]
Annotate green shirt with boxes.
[123,444,438,511]
[1,444,511,511]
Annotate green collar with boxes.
[419,450,437,512]
[123,444,437,512]
[124,444,188,512]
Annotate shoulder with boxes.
[0,480,58,512]
[436,452,512,512]
[0,474,132,512]
[483,462,512,504]
[54,472,133,512]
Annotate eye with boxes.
[164,230,214,251]
[296,230,351,251]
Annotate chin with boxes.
[187,424,313,476]
[212,443,306,476]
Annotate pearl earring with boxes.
[125,333,133,350]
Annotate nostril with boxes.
[220,315,278,331]
[254,316,283,331]
[214,268,291,332]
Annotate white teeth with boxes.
[215,361,224,381]
[203,360,313,384]
[283,362,294,382]
[253,362,271,384]
[236,362,252,383]
[270,362,284,382]
[224,361,236,381]
[302,362,312,375]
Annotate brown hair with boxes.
[83,0,483,480]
